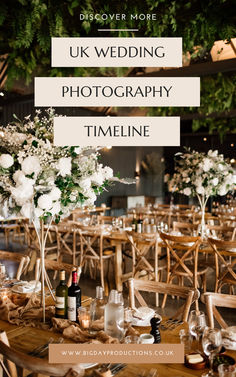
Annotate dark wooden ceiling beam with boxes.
[134,58,236,77]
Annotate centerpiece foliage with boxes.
[0,108,114,223]
[168,148,236,237]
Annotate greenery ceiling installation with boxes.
[0,0,235,135]
[0,0,235,82]
[149,72,236,139]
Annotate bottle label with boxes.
[56,296,65,309]
[68,296,77,321]
[137,224,142,233]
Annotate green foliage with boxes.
[0,0,235,137]
[0,0,235,84]
[149,73,236,138]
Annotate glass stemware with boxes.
[188,310,207,350]
[202,327,222,377]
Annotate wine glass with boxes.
[202,327,222,377]
[188,310,206,349]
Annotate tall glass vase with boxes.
[197,194,209,240]
[33,218,56,322]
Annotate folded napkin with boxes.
[0,294,54,329]
[52,317,118,344]
[12,280,41,293]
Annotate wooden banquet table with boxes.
[1,313,236,377]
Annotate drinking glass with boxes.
[78,307,91,330]
[218,364,236,377]
[202,327,222,377]
[124,335,139,344]
[124,307,133,335]
[188,310,206,350]
[0,265,7,287]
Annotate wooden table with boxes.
[1,316,236,377]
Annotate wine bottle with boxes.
[67,270,81,322]
[55,270,68,319]
[90,286,105,321]
[137,214,143,233]
[131,212,137,232]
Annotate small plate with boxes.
[131,307,157,327]
[185,353,207,370]
[81,363,98,369]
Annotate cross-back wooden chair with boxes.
[77,225,114,293]
[97,216,115,225]
[153,210,172,229]
[218,214,236,227]
[0,250,30,280]
[126,231,161,281]
[0,331,84,377]
[160,232,206,309]
[128,278,199,322]
[206,225,236,240]
[173,221,199,236]
[208,237,236,293]
[35,258,80,287]
[203,292,236,328]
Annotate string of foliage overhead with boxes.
[0,0,235,83]
[0,0,235,137]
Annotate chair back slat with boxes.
[203,292,236,328]
[128,278,199,322]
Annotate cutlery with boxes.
[111,363,127,375]
[37,337,64,358]
[28,337,54,356]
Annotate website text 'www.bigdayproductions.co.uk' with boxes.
[49,344,184,364]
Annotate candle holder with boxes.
[0,288,10,301]
[78,307,91,330]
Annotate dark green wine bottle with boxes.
[55,270,68,318]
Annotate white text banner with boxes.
[53,116,180,147]
[51,37,182,67]
[35,77,200,107]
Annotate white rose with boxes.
[196,185,205,195]
[49,187,61,201]
[51,201,61,216]
[20,202,32,218]
[183,187,191,196]
[21,156,41,176]
[57,157,71,177]
[208,150,218,157]
[90,172,104,186]
[10,179,34,206]
[103,166,113,180]
[202,158,213,172]
[212,178,219,186]
[13,170,26,185]
[0,154,14,169]
[79,178,91,190]
[86,189,97,205]
[218,186,227,196]
[38,194,53,210]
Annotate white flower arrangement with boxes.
[0,108,118,223]
[169,148,236,199]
